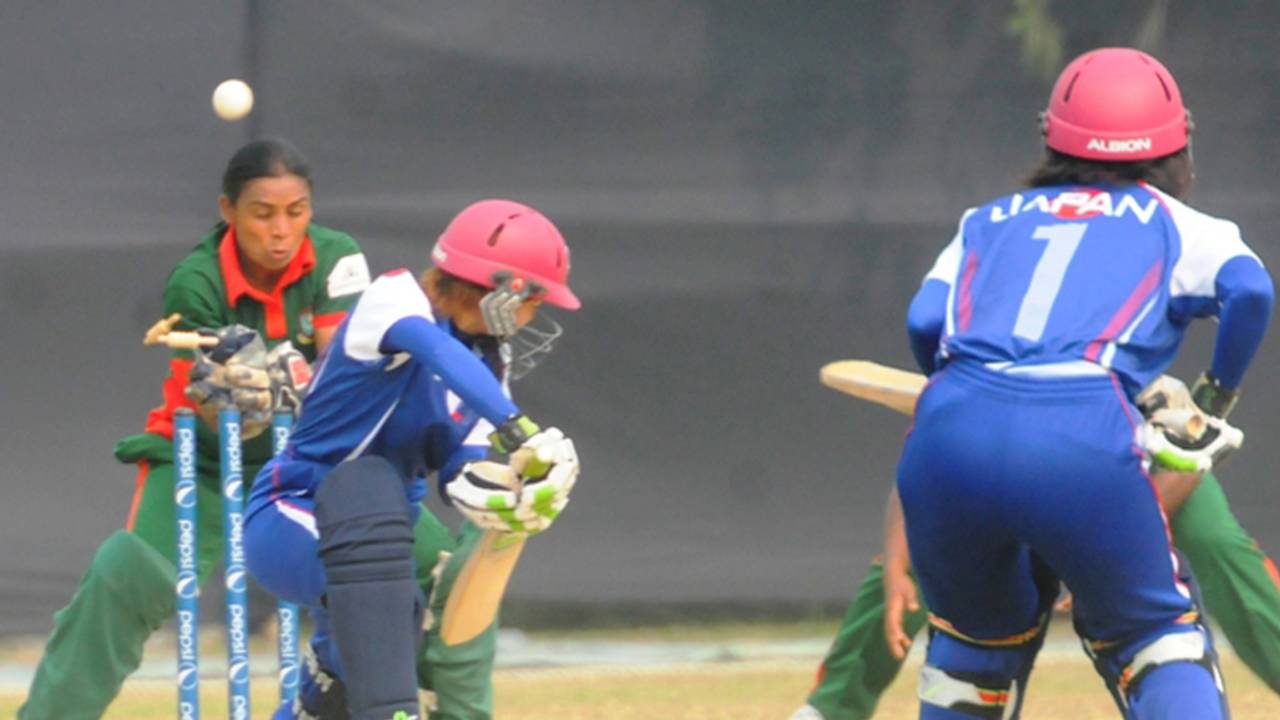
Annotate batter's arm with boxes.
[906,210,972,374]
[381,316,520,425]
[906,280,949,375]
[1209,256,1273,390]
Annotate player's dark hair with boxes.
[221,138,313,202]
[419,267,505,371]
[420,267,488,303]
[1026,147,1193,200]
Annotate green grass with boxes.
[492,655,1280,720]
[4,621,1279,719]
[3,655,1277,719]
[521,618,844,643]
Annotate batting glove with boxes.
[447,461,527,533]
[1136,374,1243,473]
[1139,418,1243,473]
[449,429,580,534]
[1190,371,1240,419]
[512,428,579,532]
[488,414,540,455]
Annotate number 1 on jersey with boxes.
[1012,223,1088,342]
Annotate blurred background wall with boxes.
[3,0,1279,634]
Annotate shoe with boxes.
[788,705,825,720]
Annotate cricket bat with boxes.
[440,450,550,646]
[440,518,528,646]
[818,359,1207,440]
[819,360,927,416]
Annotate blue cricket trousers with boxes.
[898,361,1223,719]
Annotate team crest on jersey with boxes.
[296,310,315,346]
[989,189,1158,225]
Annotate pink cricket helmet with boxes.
[431,199,580,310]
[1042,47,1190,161]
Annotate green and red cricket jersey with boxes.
[140,222,370,463]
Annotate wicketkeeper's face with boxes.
[219,173,313,275]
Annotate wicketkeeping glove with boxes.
[1136,374,1244,473]
[183,325,273,438]
[199,324,265,364]
[265,341,312,411]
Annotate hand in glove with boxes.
[183,325,272,438]
[1136,374,1243,473]
[448,428,579,535]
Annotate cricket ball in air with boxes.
[212,79,254,121]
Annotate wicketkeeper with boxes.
[18,139,371,720]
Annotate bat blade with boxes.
[819,360,926,416]
[439,461,528,646]
[439,529,527,646]
[820,361,1210,444]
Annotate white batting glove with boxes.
[448,429,580,534]
[446,461,524,533]
[512,429,579,533]
[1139,418,1243,473]
[1136,375,1243,473]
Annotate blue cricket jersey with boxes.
[246,269,517,528]
[908,183,1272,396]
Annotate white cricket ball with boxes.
[212,79,254,122]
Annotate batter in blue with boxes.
[896,48,1272,720]
[244,199,582,720]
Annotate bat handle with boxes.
[510,447,552,480]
